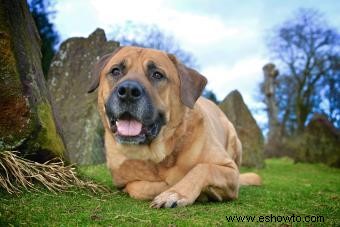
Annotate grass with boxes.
[0,158,339,226]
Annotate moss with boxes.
[292,132,340,167]
[286,115,340,168]
[0,2,10,33]
[0,32,32,151]
[0,1,66,159]
[34,102,65,158]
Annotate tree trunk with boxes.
[263,63,281,155]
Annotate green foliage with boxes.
[1,159,339,226]
[29,0,59,78]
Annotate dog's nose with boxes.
[116,80,144,102]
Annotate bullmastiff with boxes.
[88,46,261,208]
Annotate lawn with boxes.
[1,158,339,226]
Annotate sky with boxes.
[52,0,340,130]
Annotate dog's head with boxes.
[88,46,207,145]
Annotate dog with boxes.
[88,46,261,208]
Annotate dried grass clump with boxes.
[0,151,109,194]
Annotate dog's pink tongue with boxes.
[116,119,142,136]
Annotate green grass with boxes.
[1,158,339,226]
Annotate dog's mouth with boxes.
[109,112,165,145]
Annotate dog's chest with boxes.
[114,159,160,184]
[113,152,185,187]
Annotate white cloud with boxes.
[89,0,167,27]
[202,57,267,100]
[163,13,252,47]
[201,56,268,130]
[54,1,100,38]
[87,0,258,50]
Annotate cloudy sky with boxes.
[52,0,340,129]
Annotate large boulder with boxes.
[47,29,119,164]
[293,114,340,168]
[219,90,265,168]
[0,0,66,161]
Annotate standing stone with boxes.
[0,0,66,161]
[294,114,340,168]
[48,29,119,164]
[219,90,265,168]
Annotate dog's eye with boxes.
[152,71,164,80]
[111,68,122,77]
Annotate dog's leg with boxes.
[150,160,239,208]
[124,181,169,200]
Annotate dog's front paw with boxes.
[150,191,192,208]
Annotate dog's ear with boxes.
[168,54,207,108]
[87,47,122,93]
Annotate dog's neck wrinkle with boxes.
[160,105,204,162]
[162,106,192,145]
[167,110,187,131]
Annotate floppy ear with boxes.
[87,47,122,93]
[168,54,207,108]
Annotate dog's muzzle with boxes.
[105,80,165,145]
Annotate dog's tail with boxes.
[239,173,262,186]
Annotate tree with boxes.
[110,21,197,68]
[29,0,59,77]
[267,8,340,134]
[202,89,219,104]
[321,54,340,126]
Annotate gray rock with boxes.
[0,0,66,161]
[219,90,265,168]
[48,28,119,164]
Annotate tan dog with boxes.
[88,46,261,208]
